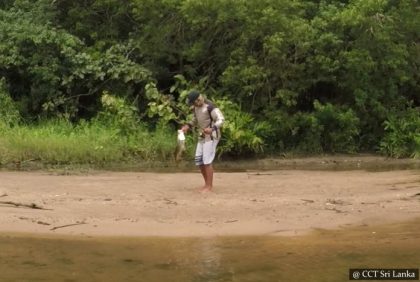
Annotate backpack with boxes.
[205,99,216,124]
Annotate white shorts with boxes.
[195,139,219,166]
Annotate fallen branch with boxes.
[18,217,51,226]
[0,201,52,210]
[50,222,87,231]
[325,207,347,214]
[163,198,178,205]
[196,220,213,224]
[225,219,238,223]
[301,199,315,203]
[247,172,273,176]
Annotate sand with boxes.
[0,168,419,237]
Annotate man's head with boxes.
[187,90,204,107]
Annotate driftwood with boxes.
[18,216,51,226]
[163,198,178,205]
[225,219,239,223]
[0,201,52,210]
[50,222,87,231]
[301,199,315,203]
[247,172,273,176]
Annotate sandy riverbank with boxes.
[0,168,419,237]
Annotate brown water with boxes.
[5,155,420,173]
[1,219,420,282]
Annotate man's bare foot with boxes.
[199,186,212,193]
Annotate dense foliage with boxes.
[0,0,419,163]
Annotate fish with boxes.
[175,130,186,162]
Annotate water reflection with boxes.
[192,238,224,281]
[1,219,420,282]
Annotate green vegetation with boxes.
[0,118,183,166]
[0,95,180,166]
[0,0,419,166]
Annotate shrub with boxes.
[380,107,420,158]
[0,78,20,126]
[313,101,360,153]
[215,99,270,157]
[95,91,139,135]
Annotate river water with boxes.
[1,219,419,282]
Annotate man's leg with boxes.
[201,164,214,192]
[200,140,218,192]
[195,142,205,189]
[199,165,207,185]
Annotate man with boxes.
[181,91,225,193]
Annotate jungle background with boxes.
[0,0,419,167]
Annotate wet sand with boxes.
[0,168,419,237]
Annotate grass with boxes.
[0,119,193,168]
[1,116,417,171]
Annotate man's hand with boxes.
[202,127,212,135]
[181,125,190,133]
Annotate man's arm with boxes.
[181,109,197,133]
[211,108,224,130]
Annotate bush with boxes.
[291,112,324,153]
[380,107,420,158]
[215,99,270,157]
[262,102,360,154]
[0,78,20,126]
[313,101,360,153]
[95,91,139,135]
